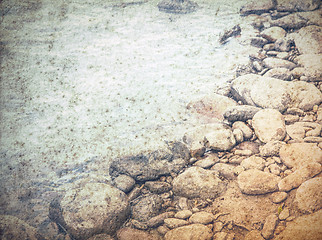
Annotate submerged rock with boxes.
[275,210,322,240]
[117,228,158,240]
[109,142,189,181]
[295,177,322,213]
[237,169,280,195]
[252,109,286,143]
[275,0,320,12]
[164,224,212,240]
[157,0,198,14]
[172,166,226,199]
[231,74,322,112]
[223,105,261,122]
[0,215,48,240]
[240,0,275,15]
[51,183,129,239]
[131,193,163,222]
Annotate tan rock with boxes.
[117,228,158,240]
[164,224,212,240]
[261,26,286,42]
[237,169,281,195]
[164,218,189,229]
[262,214,279,239]
[189,211,214,225]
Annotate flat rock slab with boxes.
[164,224,212,240]
[231,74,322,112]
[237,169,281,195]
[109,142,189,181]
[172,166,226,199]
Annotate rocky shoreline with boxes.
[1,0,322,239]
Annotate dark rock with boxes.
[131,193,163,222]
[250,37,269,48]
[240,0,275,15]
[223,105,261,122]
[0,215,48,240]
[157,0,198,14]
[113,174,136,193]
[145,181,172,194]
[276,0,320,12]
[109,142,189,181]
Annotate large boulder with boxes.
[172,166,226,199]
[109,142,189,181]
[231,74,322,112]
[275,210,322,240]
[252,109,286,143]
[164,224,212,240]
[50,183,130,239]
[0,215,48,240]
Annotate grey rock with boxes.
[293,54,322,81]
[271,13,308,30]
[232,121,253,139]
[289,26,322,55]
[223,105,261,122]
[261,26,286,42]
[114,174,136,193]
[157,0,198,14]
[131,193,163,222]
[263,67,292,81]
[237,169,281,195]
[252,109,286,143]
[240,156,266,170]
[250,37,269,48]
[184,123,236,152]
[263,57,297,70]
[276,0,320,12]
[164,224,212,240]
[260,141,286,157]
[172,166,226,199]
[275,210,322,240]
[240,0,275,15]
[0,215,48,240]
[295,177,322,213]
[145,181,172,194]
[52,183,129,239]
[211,163,236,180]
[274,38,293,52]
[109,142,189,181]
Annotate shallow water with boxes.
[0,0,257,224]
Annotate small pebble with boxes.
[234,149,253,156]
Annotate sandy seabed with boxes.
[0,0,258,222]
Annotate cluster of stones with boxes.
[1,0,322,239]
